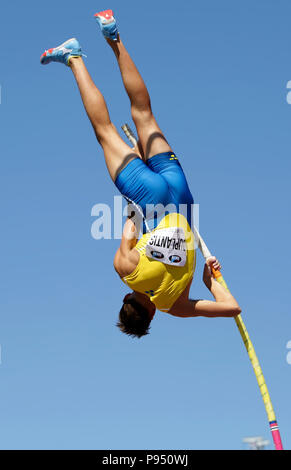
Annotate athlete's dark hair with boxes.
[117,298,152,338]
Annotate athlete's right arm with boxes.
[113,218,140,278]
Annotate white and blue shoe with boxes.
[94,9,119,41]
[40,38,82,66]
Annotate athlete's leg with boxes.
[70,57,139,181]
[107,38,172,160]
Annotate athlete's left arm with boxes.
[169,296,241,318]
[169,259,241,318]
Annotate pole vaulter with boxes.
[40,8,283,449]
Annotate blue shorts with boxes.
[115,151,194,232]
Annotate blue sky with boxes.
[0,0,290,450]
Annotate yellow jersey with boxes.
[122,213,196,312]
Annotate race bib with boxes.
[145,227,187,267]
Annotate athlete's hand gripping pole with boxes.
[121,122,284,450]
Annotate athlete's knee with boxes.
[131,105,153,125]
[95,122,117,145]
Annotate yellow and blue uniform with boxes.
[122,213,196,312]
[116,151,195,311]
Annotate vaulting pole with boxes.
[193,227,283,450]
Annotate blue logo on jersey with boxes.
[151,250,164,259]
[169,255,182,263]
[145,290,155,296]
